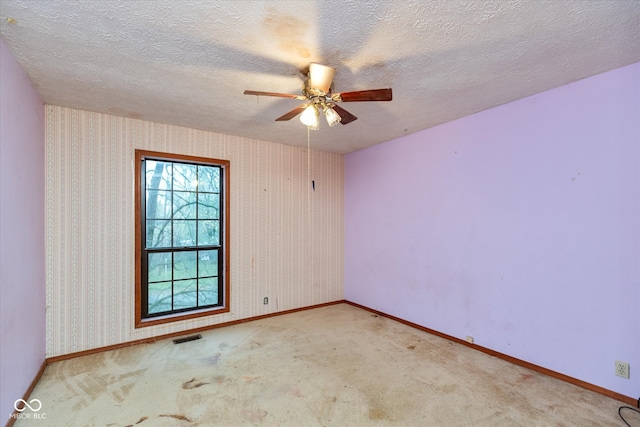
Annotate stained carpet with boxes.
[13,304,635,426]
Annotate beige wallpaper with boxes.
[45,105,344,357]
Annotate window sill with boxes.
[135,305,230,328]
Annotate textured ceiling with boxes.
[1,1,639,153]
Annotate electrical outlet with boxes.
[615,360,629,379]
[263,297,268,305]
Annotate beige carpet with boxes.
[14,304,636,426]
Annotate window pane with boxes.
[146,220,171,248]
[146,190,171,219]
[198,166,220,193]
[198,193,219,219]
[198,220,219,246]
[146,161,172,190]
[138,153,228,323]
[174,279,197,309]
[198,277,218,305]
[173,191,196,219]
[174,251,197,280]
[173,220,196,246]
[173,164,198,191]
[198,250,218,277]
[148,281,172,314]
[148,253,172,283]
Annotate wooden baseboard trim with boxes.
[46,300,346,364]
[5,359,47,427]
[345,300,637,407]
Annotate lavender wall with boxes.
[0,38,46,422]
[345,63,639,398]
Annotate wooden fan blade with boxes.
[338,88,392,102]
[275,105,307,121]
[332,105,358,125]
[244,90,302,99]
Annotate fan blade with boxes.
[337,88,392,102]
[309,63,335,93]
[244,90,303,99]
[275,105,307,121]
[332,105,357,125]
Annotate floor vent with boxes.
[173,334,202,344]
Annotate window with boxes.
[135,150,229,327]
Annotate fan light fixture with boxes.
[324,105,342,127]
[308,63,336,94]
[300,104,319,129]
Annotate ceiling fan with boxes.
[244,63,392,129]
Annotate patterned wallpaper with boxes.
[45,106,344,357]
